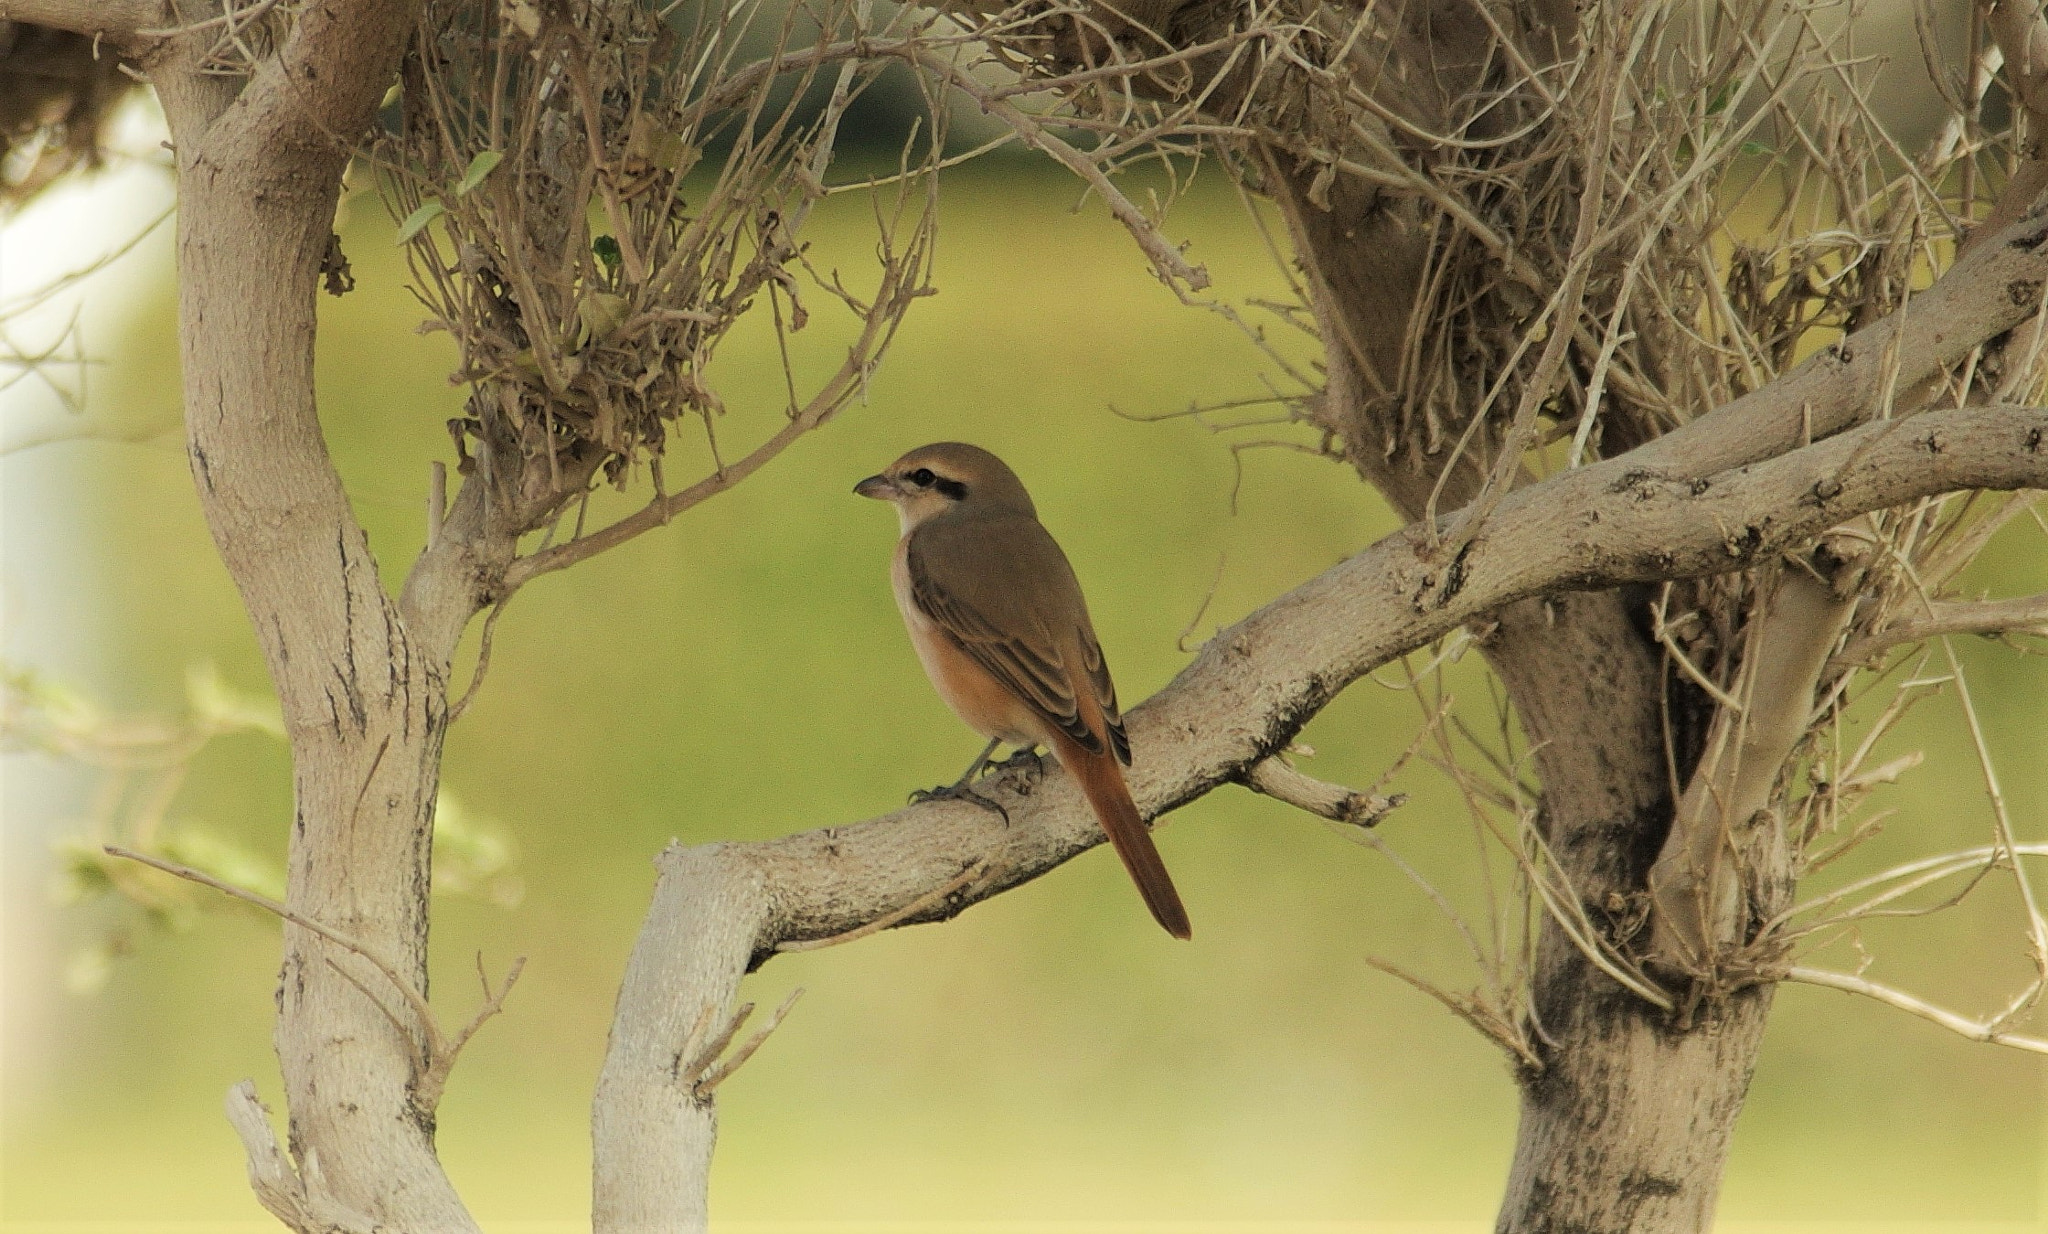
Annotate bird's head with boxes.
[854,441,1036,531]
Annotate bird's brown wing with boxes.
[905,515,1111,755]
[1076,626,1131,766]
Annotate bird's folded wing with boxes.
[1077,632,1131,766]
[905,526,1107,754]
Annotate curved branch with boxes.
[1787,966,2048,1055]
[1835,590,2048,668]
[591,401,2048,1229]
[147,2,466,1229]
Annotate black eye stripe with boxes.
[933,477,968,500]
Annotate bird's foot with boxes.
[909,779,1009,824]
[992,746,1046,791]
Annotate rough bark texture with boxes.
[145,4,488,1229]
[592,848,769,1229]
[1230,2,2047,1220]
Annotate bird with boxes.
[855,442,1192,939]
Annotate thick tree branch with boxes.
[149,1,474,1229]
[714,404,2048,949]
[0,0,161,46]
[1835,590,2048,668]
[1967,4,2048,248]
[1647,566,1854,975]
[593,401,2048,1229]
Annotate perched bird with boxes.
[856,442,1192,939]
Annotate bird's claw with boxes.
[909,779,1010,824]
[993,747,1045,785]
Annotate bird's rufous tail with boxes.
[1053,733,1192,939]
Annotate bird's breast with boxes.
[891,535,1042,746]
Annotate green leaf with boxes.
[592,234,622,275]
[52,837,115,904]
[395,200,445,246]
[454,150,504,198]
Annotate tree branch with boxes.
[1646,565,1854,975]
[104,844,434,1036]
[1786,966,2048,1055]
[1241,755,1404,827]
[0,0,161,47]
[224,1081,380,1234]
[592,400,2048,1229]
[148,1,473,1228]
[1835,590,2048,668]
[500,249,928,593]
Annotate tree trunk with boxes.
[151,11,485,1229]
[1269,137,1785,1223]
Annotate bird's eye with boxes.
[907,467,935,487]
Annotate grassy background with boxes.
[2,152,2045,1228]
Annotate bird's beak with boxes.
[853,473,896,500]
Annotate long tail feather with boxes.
[1053,734,1192,939]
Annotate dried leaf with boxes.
[579,292,632,343]
[500,0,540,38]
[626,114,691,172]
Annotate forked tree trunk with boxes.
[1274,153,1788,1226]
[150,14,489,1230]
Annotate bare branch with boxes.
[1648,564,1858,975]
[500,255,929,591]
[105,845,522,1119]
[595,393,2048,1222]
[1835,590,2048,668]
[416,955,527,1112]
[912,51,1210,294]
[690,987,804,1098]
[1787,966,2048,1055]
[1242,755,1404,827]
[1364,955,1542,1070]
[104,844,437,1044]
[776,860,990,953]
[224,1080,380,1234]
[672,401,2048,953]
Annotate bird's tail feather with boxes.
[1056,734,1192,939]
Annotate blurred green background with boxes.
[3,100,2047,1231]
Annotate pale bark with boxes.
[1221,0,2048,1216]
[592,398,2048,1228]
[1836,590,2048,666]
[147,2,494,1228]
[1647,567,1855,973]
